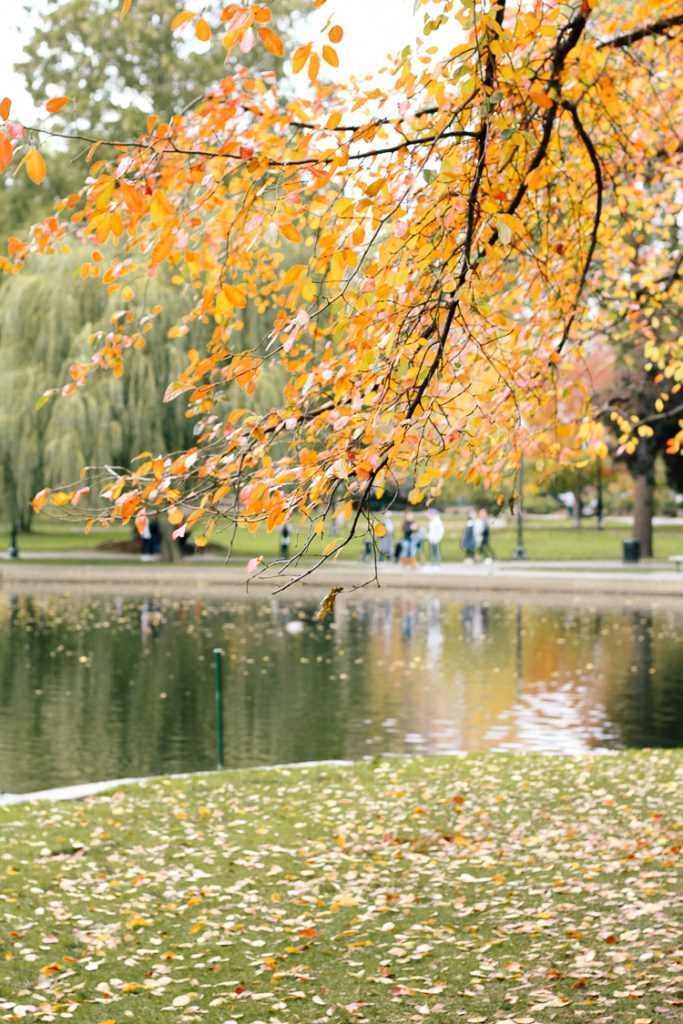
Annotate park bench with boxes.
[668,555,683,571]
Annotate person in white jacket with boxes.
[426,509,445,570]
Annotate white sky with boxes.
[0,0,439,126]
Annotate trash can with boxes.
[623,539,640,563]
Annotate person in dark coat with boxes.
[461,513,476,563]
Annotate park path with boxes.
[2,553,683,599]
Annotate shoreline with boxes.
[2,555,683,600]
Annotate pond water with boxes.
[1,589,682,794]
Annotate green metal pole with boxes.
[213,647,225,770]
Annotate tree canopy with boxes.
[1,0,682,574]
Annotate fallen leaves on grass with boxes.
[0,752,681,1023]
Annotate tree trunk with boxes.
[632,473,654,557]
[159,517,183,562]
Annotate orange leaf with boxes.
[322,45,338,67]
[25,148,46,184]
[50,491,71,506]
[32,489,49,514]
[223,284,247,307]
[279,222,301,243]
[253,6,272,22]
[120,0,132,18]
[171,10,195,31]
[328,25,343,43]
[258,26,284,57]
[46,96,70,113]
[195,17,211,42]
[529,90,554,110]
[282,264,306,286]
[0,97,10,120]
[308,51,320,82]
[292,43,312,74]
[120,494,139,520]
[0,132,12,172]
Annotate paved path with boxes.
[2,553,683,598]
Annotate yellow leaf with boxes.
[374,522,386,537]
[40,963,63,974]
[168,507,184,525]
[25,147,46,184]
[292,43,312,74]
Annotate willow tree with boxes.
[0,254,196,525]
[2,0,682,577]
[0,248,291,528]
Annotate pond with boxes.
[1,588,682,794]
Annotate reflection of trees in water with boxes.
[1,593,682,793]
[606,612,683,748]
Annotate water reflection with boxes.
[0,590,681,794]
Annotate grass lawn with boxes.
[5,514,683,564]
[1,752,681,1023]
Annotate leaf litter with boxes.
[0,751,681,1023]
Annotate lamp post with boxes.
[595,458,603,530]
[213,648,225,770]
[512,456,527,559]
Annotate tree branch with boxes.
[597,13,683,49]
[556,100,603,355]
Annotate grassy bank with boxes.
[1,753,681,1022]
[5,514,683,564]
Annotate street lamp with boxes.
[512,455,527,559]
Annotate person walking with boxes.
[280,523,291,558]
[379,510,394,561]
[474,507,495,561]
[426,508,445,570]
[461,512,476,563]
[400,510,418,569]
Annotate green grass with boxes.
[1,752,681,1023]
[1,520,132,553]
[5,513,683,564]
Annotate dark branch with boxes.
[556,101,603,356]
[598,13,683,49]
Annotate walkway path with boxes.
[2,552,683,598]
